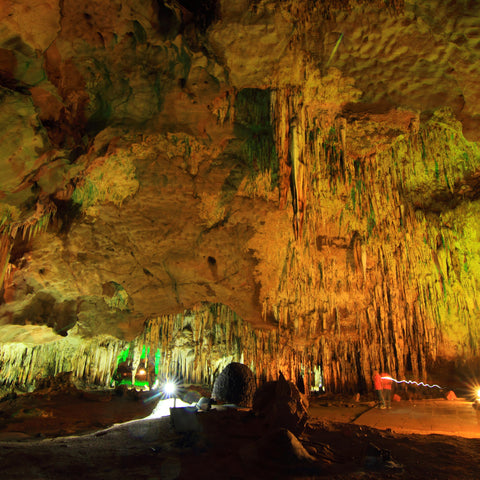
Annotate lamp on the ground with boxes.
[163,381,177,407]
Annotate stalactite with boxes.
[0,234,11,290]
[271,89,292,209]
[0,203,55,294]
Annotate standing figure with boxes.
[381,373,393,409]
[373,371,385,409]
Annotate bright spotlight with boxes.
[162,380,179,408]
[163,381,177,397]
[476,388,480,400]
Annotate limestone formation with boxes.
[252,372,309,434]
[212,361,256,407]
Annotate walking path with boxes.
[309,398,480,438]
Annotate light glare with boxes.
[163,381,176,396]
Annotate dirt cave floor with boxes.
[1,386,480,479]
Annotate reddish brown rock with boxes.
[252,372,309,435]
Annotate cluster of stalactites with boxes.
[0,296,449,395]
[0,337,123,390]
[139,304,289,386]
[267,89,480,391]
[1,304,374,394]
[0,305,311,392]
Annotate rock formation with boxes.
[252,372,309,434]
[212,361,256,406]
[1,0,480,394]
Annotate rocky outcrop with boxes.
[252,372,309,435]
[212,362,256,406]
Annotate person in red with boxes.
[381,372,393,409]
[373,371,385,409]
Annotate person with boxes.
[381,372,393,409]
[373,371,385,409]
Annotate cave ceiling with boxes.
[1,0,480,381]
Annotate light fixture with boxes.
[163,381,176,396]
[162,380,178,407]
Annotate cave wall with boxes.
[1,0,480,393]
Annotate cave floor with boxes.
[310,396,480,438]
[1,389,480,479]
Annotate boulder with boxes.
[252,372,309,434]
[446,390,457,401]
[182,389,202,405]
[196,397,214,411]
[212,362,256,407]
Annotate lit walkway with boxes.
[309,398,480,438]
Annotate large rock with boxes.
[252,372,309,435]
[212,362,256,407]
[240,427,316,472]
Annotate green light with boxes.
[154,349,161,376]
[117,344,130,364]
